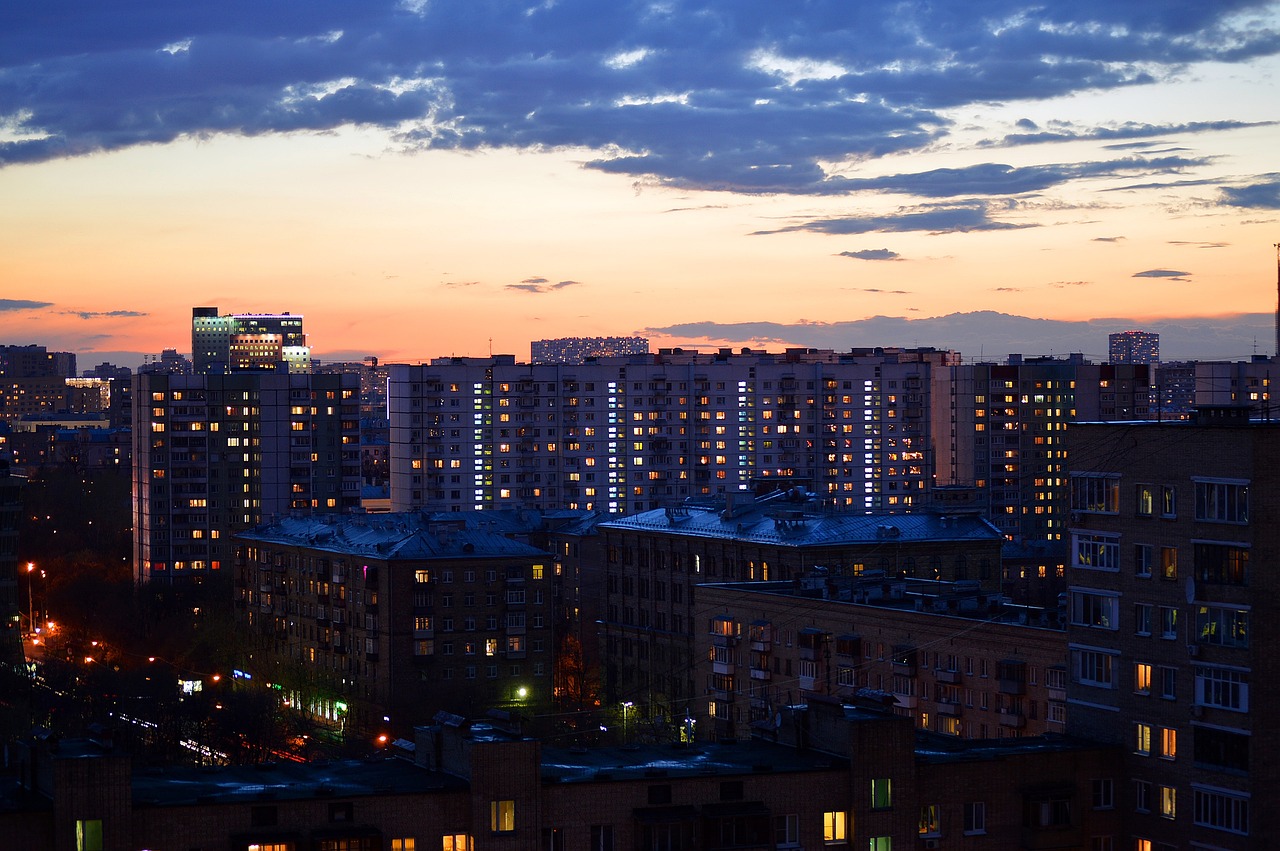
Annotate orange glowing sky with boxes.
[2,1,1279,365]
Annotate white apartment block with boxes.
[389,349,947,515]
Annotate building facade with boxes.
[582,494,1005,733]
[932,356,1151,543]
[693,576,1068,744]
[191,306,310,375]
[131,371,360,584]
[4,698,1123,851]
[1108,330,1160,365]
[531,336,651,364]
[234,514,556,742]
[0,344,75,423]
[1065,409,1272,848]
[389,348,949,516]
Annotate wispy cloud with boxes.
[846,287,911,294]
[756,201,1037,236]
[1092,236,1125,243]
[505,278,583,294]
[61,309,148,319]
[984,119,1273,148]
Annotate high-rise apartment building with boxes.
[1065,408,1270,847]
[531,336,650,364]
[1109,330,1160,365]
[0,345,76,423]
[191,307,310,375]
[389,348,951,515]
[933,355,1151,542]
[132,371,360,584]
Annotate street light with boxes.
[622,701,634,746]
[25,563,34,636]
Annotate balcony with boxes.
[893,693,918,709]
[750,667,770,681]
[937,701,962,717]
[936,669,961,684]
[998,677,1026,696]
[998,709,1026,729]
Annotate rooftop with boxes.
[601,492,1002,547]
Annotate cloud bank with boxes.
[3,1,1278,195]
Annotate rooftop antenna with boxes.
[489,337,493,357]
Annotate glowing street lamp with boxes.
[25,563,34,635]
[622,701,634,745]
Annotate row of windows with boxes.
[1070,475,1249,524]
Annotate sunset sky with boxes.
[2,0,1279,366]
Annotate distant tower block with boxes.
[1108,330,1159,365]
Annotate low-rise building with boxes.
[233,513,558,743]
[694,573,1067,742]
[3,697,1122,851]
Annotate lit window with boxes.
[823,811,847,844]
[491,800,515,833]
[871,778,892,809]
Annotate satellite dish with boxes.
[1185,576,1195,605]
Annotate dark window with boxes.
[591,825,615,851]
[720,780,744,801]
[1194,726,1249,773]
[648,784,672,805]
[1193,543,1249,586]
[328,802,354,822]
[251,805,278,827]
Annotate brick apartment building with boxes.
[1065,407,1272,847]
[581,491,1005,731]
[233,513,557,743]
[2,697,1121,851]
[693,575,1067,743]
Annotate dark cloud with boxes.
[1219,174,1280,209]
[62,309,148,319]
[0,298,52,311]
[1168,241,1228,248]
[1092,236,1125,242]
[645,310,1273,361]
[986,120,1272,148]
[1133,269,1191,281]
[442,280,480,288]
[838,249,900,261]
[992,287,1023,292]
[2,1,1276,193]
[521,277,549,285]
[755,201,1037,236]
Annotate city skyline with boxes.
[3,2,1280,365]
